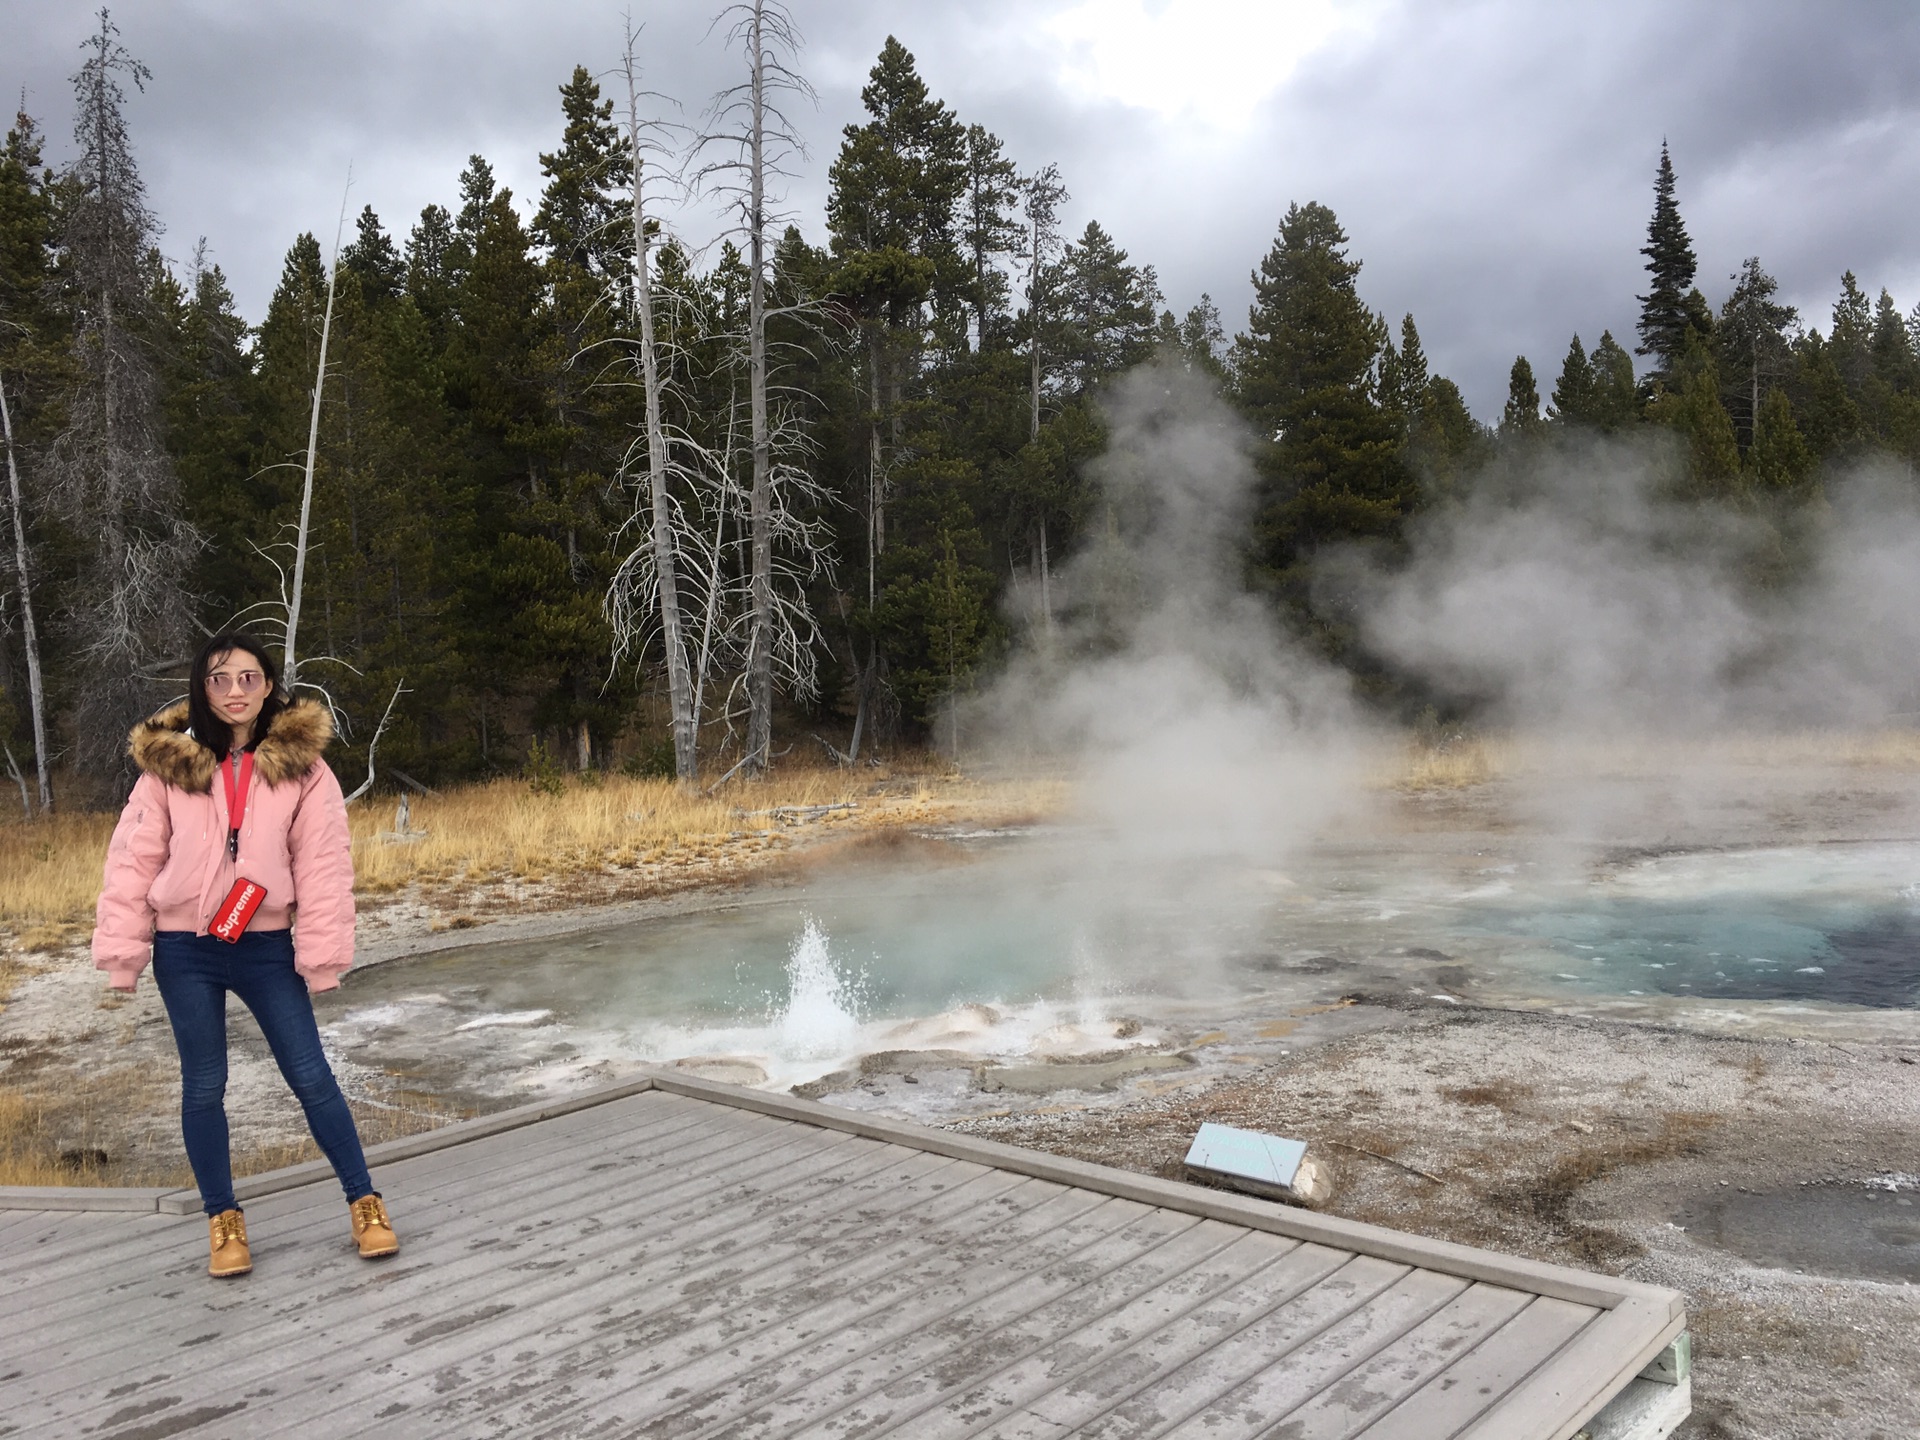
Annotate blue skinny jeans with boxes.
[151,929,375,1216]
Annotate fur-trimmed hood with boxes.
[128,698,334,793]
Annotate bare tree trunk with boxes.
[284,188,348,690]
[868,334,885,594]
[574,717,592,771]
[742,0,775,778]
[625,36,697,784]
[0,371,50,812]
[1023,165,1065,637]
[1038,516,1052,630]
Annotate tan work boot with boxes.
[349,1193,398,1259]
[208,1209,251,1278]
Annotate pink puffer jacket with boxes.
[92,698,356,993]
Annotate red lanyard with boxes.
[223,750,255,860]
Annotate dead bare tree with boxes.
[698,0,820,776]
[282,178,351,691]
[45,10,201,780]
[612,24,696,782]
[0,361,50,811]
[343,677,408,804]
[704,382,834,748]
[1022,163,1069,630]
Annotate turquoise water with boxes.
[323,837,1920,1099]
[1461,843,1920,1008]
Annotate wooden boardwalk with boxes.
[0,1072,1686,1438]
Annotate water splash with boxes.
[774,918,864,1060]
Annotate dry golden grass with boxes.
[0,1073,475,1188]
[0,812,118,936]
[0,764,1066,939]
[349,769,872,895]
[1379,725,1920,792]
[1387,736,1508,791]
[0,1089,76,1186]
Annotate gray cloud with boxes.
[6,0,1918,416]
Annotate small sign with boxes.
[1185,1122,1308,1189]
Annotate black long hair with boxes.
[186,631,290,760]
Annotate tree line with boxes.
[1,12,1912,809]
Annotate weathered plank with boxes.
[899,1229,1304,1440]
[509,1188,1155,1439]
[712,1212,1246,1440]
[0,1073,1685,1440]
[0,1186,167,1213]
[1148,1268,1468,1438]
[652,1073,1672,1312]
[0,1091,735,1358]
[219,1144,998,1436]
[968,1244,1371,1439]
[1455,1296,1686,1440]
[1360,1296,1598,1440]
[0,1090,695,1286]
[1235,1280,1536,1438]
[14,1118,881,1433]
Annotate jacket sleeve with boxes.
[287,760,357,991]
[92,774,173,989]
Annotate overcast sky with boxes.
[7,0,1919,418]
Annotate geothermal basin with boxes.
[322,828,1920,1115]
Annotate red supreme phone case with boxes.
[210,877,267,942]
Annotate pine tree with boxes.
[1548,334,1594,424]
[1651,341,1741,495]
[1394,314,1430,415]
[527,66,633,770]
[404,203,457,344]
[1791,331,1863,461]
[162,244,261,619]
[1870,288,1915,393]
[1747,387,1814,493]
[1407,376,1485,498]
[1636,142,1699,378]
[826,38,967,339]
[1716,258,1797,448]
[0,109,59,809]
[46,12,200,784]
[825,38,971,741]
[958,123,1020,348]
[1829,272,1872,395]
[1157,294,1226,379]
[1587,331,1640,430]
[1498,356,1543,438]
[1055,219,1162,392]
[1231,201,1405,566]
[342,205,404,303]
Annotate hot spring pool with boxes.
[321,836,1920,1102]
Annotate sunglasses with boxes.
[205,670,266,695]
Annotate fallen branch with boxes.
[1325,1139,1445,1185]
[734,801,859,821]
[704,753,753,794]
[388,766,440,797]
[2,742,28,819]
[809,731,853,766]
[344,678,408,804]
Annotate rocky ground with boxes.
[930,1007,1919,1440]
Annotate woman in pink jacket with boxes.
[93,632,398,1278]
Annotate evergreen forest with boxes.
[3,12,1917,808]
